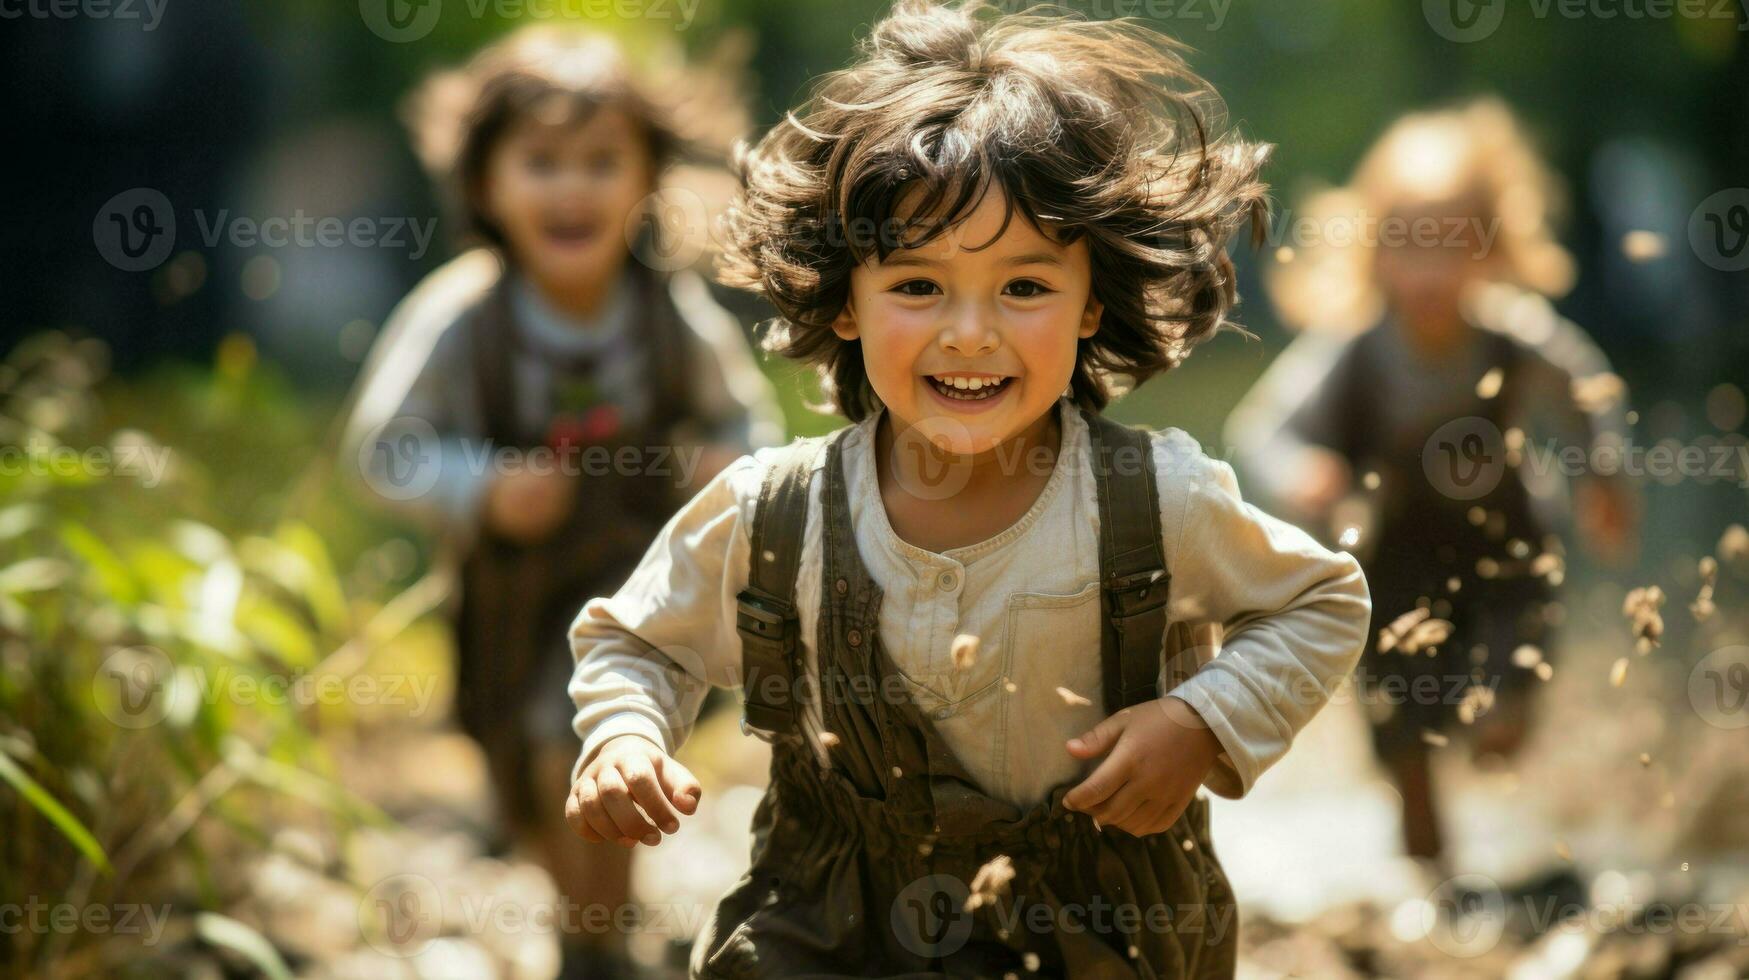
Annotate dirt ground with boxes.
[205,588,1749,979]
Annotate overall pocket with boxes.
[998,581,1104,804]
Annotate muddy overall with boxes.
[691,410,1240,979]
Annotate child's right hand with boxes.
[565,734,702,848]
[484,469,575,544]
[1284,447,1351,522]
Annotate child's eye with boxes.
[525,152,558,174]
[588,154,622,176]
[891,280,940,297]
[1004,279,1054,298]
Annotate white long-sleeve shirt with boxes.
[570,399,1371,807]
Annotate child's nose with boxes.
[937,303,999,356]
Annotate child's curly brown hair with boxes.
[720,0,1271,421]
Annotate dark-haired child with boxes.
[343,25,781,977]
[566,3,1370,976]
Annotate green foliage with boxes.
[0,333,415,976]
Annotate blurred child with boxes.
[342,26,782,978]
[565,3,1371,976]
[1226,98,1637,877]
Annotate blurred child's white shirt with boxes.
[341,249,786,537]
[570,399,1371,808]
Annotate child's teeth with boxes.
[954,377,970,390]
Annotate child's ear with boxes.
[831,300,860,341]
[1078,296,1104,340]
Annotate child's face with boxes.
[1373,198,1501,331]
[481,105,655,290]
[832,187,1103,456]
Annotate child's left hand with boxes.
[1062,695,1223,837]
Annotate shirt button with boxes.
[937,570,958,592]
[847,629,863,647]
[934,707,951,720]
[835,578,849,596]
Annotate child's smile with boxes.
[923,371,1013,409]
[833,185,1103,457]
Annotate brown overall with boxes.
[1311,324,1553,762]
[691,410,1239,979]
[454,264,699,832]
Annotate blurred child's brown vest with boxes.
[454,263,698,829]
[1330,322,1553,620]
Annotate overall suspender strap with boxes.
[1082,408,1175,716]
[737,437,823,739]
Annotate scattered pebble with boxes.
[1572,372,1627,415]
[1720,524,1749,563]
[1691,557,1718,622]
[1621,230,1667,262]
[964,854,1015,912]
[1622,586,1665,653]
[1476,367,1504,400]
[951,633,981,670]
[1457,686,1494,725]
[1056,686,1091,708]
[1378,608,1454,655]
